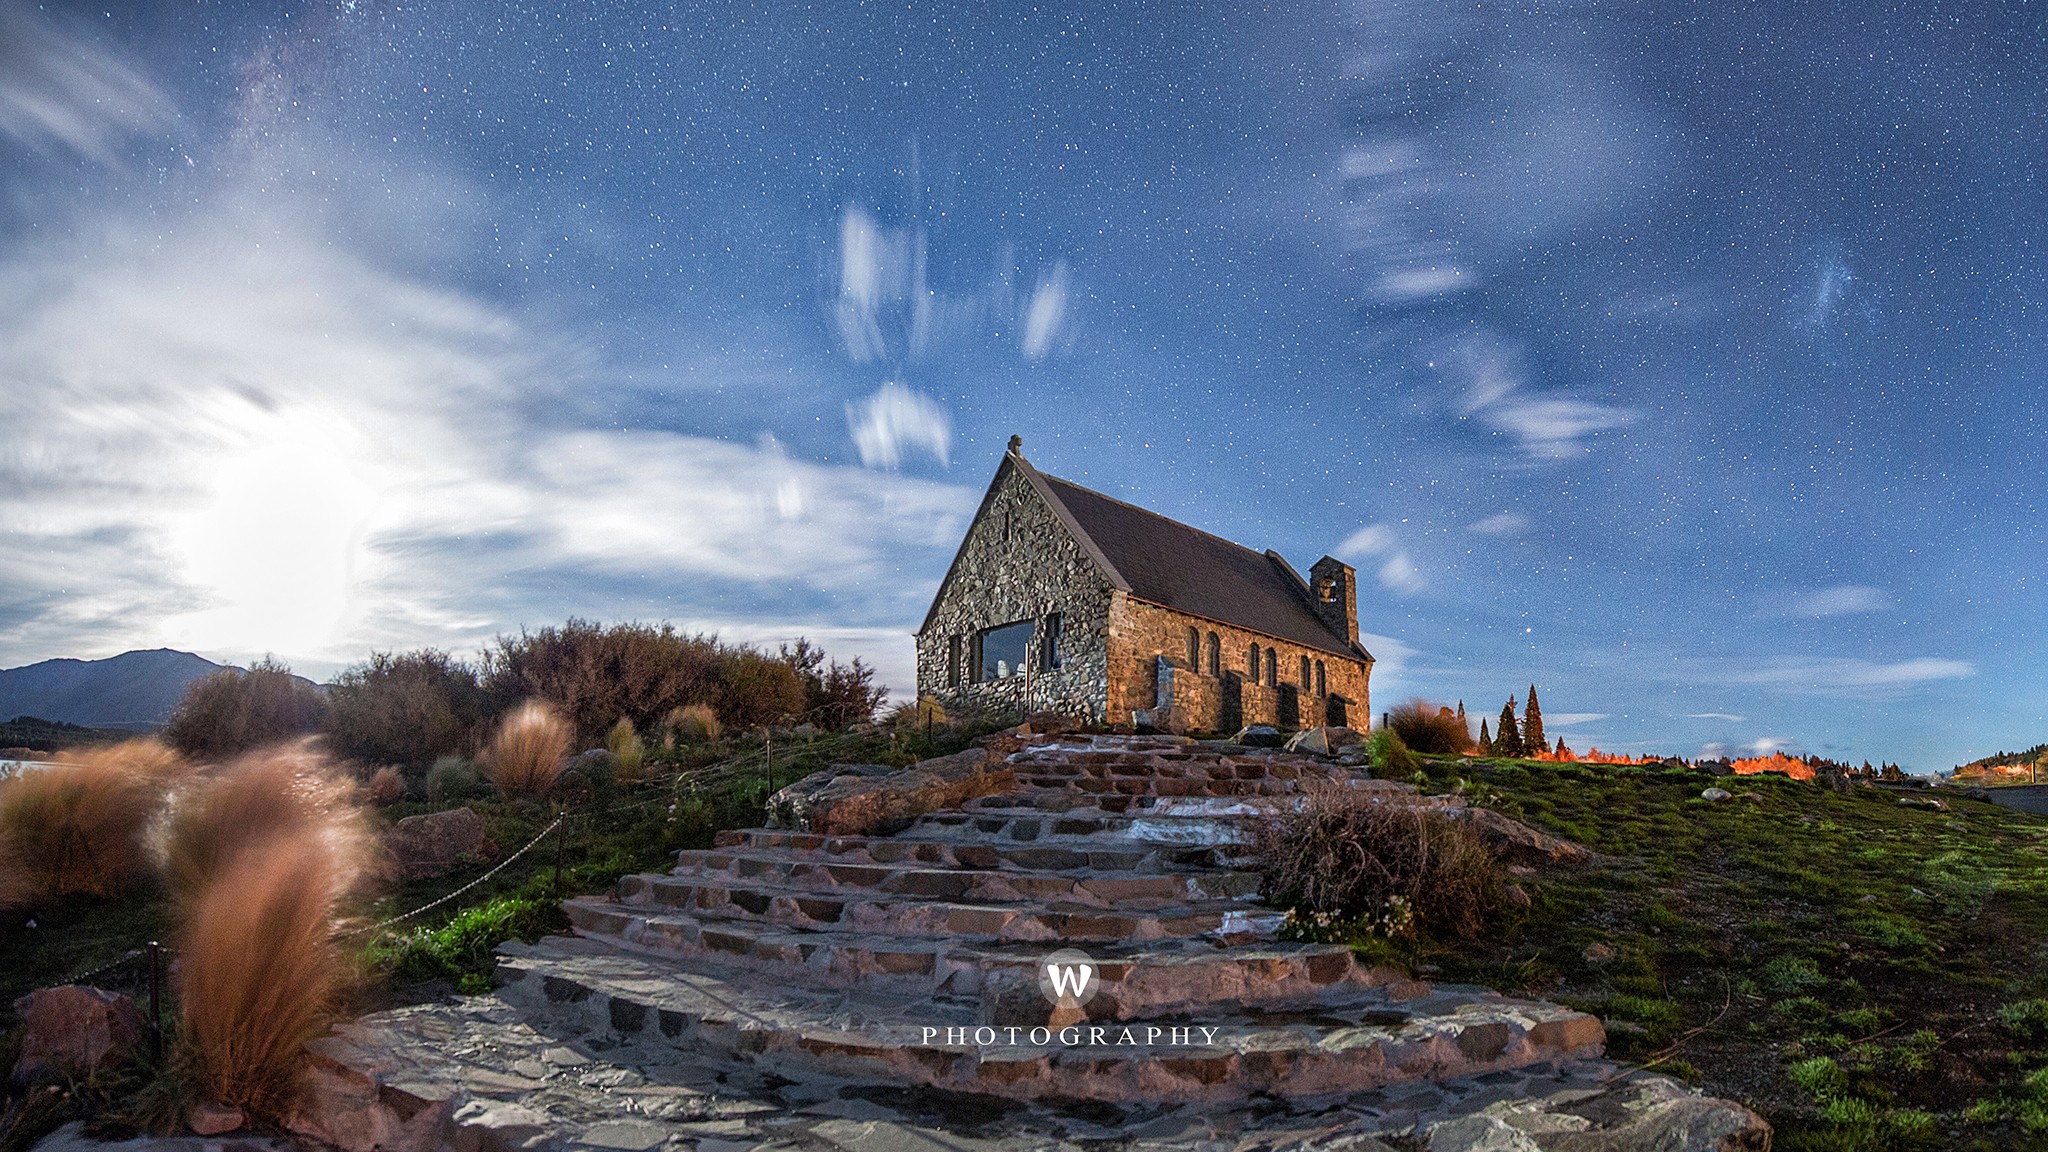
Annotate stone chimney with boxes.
[1308,556,1358,645]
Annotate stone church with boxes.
[916,438,1373,731]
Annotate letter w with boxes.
[1045,962,1093,998]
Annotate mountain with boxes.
[0,649,226,730]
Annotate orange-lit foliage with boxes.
[1729,752,1817,781]
[1528,745,1658,766]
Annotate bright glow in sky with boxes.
[0,0,2042,770]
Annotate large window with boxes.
[976,620,1036,682]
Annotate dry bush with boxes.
[606,717,647,785]
[176,835,356,1117]
[162,745,376,1119]
[156,741,376,908]
[1386,699,1473,755]
[165,658,329,760]
[665,703,720,746]
[1255,782,1506,941]
[714,649,807,731]
[326,649,487,768]
[365,765,405,805]
[0,739,192,906]
[483,620,726,743]
[482,701,574,799]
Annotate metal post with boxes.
[765,728,774,794]
[147,941,162,1061]
[551,817,568,892]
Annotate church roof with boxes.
[1024,461,1369,662]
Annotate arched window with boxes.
[1186,626,1200,667]
[1315,660,1327,696]
[1248,644,1260,682]
[1265,647,1278,687]
[1300,655,1312,691]
[1206,633,1220,677]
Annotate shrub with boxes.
[1921,849,2001,915]
[482,620,725,743]
[1999,999,2048,1043]
[1759,955,1828,995]
[781,638,889,730]
[176,835,357,1118]
[424,756,479,802]
[165,658,328,760]
[607,717,646,785]
[325,650,487,768]
[1387,699,1473,755]
[482,701,573,800]
[665,703,720,747]
[1366,728,1418,776]
[0,739,192,906]
[155,741,377,909]
[714,649,807,731]
[1254,781,1505,940]
[365,765,405,805]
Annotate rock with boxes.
[188,1101,245,1135]
[1453,806,1591,865]
[766,749,1015,837]
[1233,724,1285,748]
[791,723,821,738]
[386,807,499,881]
[1899,795,1950,812]
[1701,787,1731,801]
[1583,942,1617,963]
[1964,786,1990,801]
[1284,726,1362,756]
[10,985,143,1082]
[1700,760,1734,777]
[1505,884,1532,908]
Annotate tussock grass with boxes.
[665,703,720,747]
[365,765,405,805]
[161,745,375,1119]
[0,739,193,907]
[482,701,573,799]
[1387,699,1474,755]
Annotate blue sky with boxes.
[0,0,2040,770]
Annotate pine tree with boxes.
[1523,685,1545,756]
[1497,697,1523,758]
[1478,718,1493,756]
[1555,736,1567,758]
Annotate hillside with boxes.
[0,715,130,754]
[0,648,223,729]
[1957,744,2048,783]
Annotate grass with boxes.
[481,701,573,799]
[0,741,192,907]
[1329,753,2048,1150]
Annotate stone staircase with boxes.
[525,734,1603,1103]
[289,733,1771,1152]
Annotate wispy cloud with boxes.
[1687,712,1745,722]
[1021,260,1071,359]
[1336,524,1424,595]
[846,382,952,469]
[1467,511,1528,536]
[1762,585,1890,619]
[1544,712,1608,727]
[0,3,177,165]
[1704,656,1974,694]
[1439,334,1635,458]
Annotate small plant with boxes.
[365,765,405,805]
[1920,849,2002,915]
[481,701,574,800]
[1365,728,1418,777]
[666,703,721,747]
[1758,954,1827,995]
[1998,998,2048,1043]
[607,717,646,785]
[424,756,478,802]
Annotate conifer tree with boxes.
[1523,685,1545,756]
[1555,736,1567,758]
[1497,697,1523,758]
[1478,718,1493,756]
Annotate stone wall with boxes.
[1107,598,1370,732]
[915,459,1118,720]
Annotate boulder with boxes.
[1452,806,1590,865]
[10,985,143,1082]
[766,749,1015,837]
[1701,787,1731,801]
[1284,726,1363,756]
[1233,724,1285,748]
[386,807,499,881]
[188,1101,245,1135]
[1899,795,1950,812]
[1699,759,1735,777]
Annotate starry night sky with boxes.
[1,0,2042,770]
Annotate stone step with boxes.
[495,936,1609,1104]
[654,851,1263,903]
[574,883,1279,946]
[562,899,1385,1021]
[904,807,1255,847]
[709,828,1222,872]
